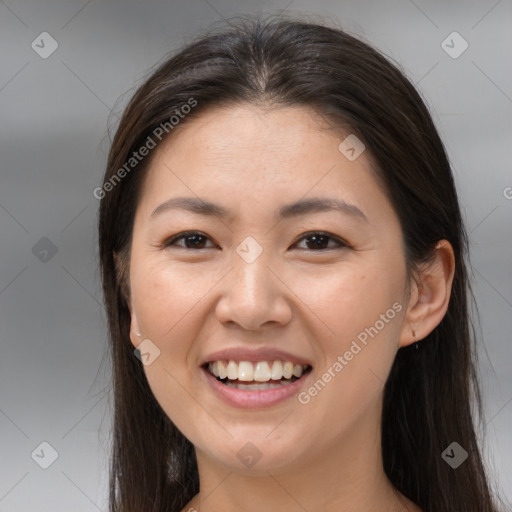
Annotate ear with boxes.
[129,310,142,349]
[113,250,140,349]
[399,240,455,348]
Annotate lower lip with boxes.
[201,367,312,409]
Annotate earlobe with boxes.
[129,312,142,348]
[399,240,455,348]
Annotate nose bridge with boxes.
[215,236,291,329]
[232,235,275,303]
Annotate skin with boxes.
[122,104,455,512]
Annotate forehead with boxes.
[136,104,393,227]
[151,104,344,174]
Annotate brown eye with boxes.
[163,231,215,250]
[162,231,349,251]
[293,232,348,251]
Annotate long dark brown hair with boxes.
[98,13,502,512]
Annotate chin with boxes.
[195,431,308,474]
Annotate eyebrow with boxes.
[150,196,369,224]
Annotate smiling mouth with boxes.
[203,360,313,390]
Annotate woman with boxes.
[98,14,501,512]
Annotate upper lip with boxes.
[201,347,313,367]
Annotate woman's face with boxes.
[126,104,413,474]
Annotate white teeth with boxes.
[282,362,293,379]
[207,360,309,382]
[238,361,254,381]
[226,361,238,380]
[292,364,303,378]
[217,360,227,379]
[253,362,271,382]
[225,381,291,390]
[270,361,283,380]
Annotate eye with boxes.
[163,231,216,250]
[292,231,349,251]
[162,231,349,251]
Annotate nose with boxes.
[214,246,293,331]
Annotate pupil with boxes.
[188,235,205,248]
[308,234,327,249]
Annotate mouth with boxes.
[202,360,313,390]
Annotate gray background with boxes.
[1,0,511,510]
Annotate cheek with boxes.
[294,264,404,421]
[130,260,216,436]
[130,260,210,399]
[132,258,213,341]
[290,261,403,344]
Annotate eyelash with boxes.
[162,231,350,252]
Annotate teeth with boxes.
[217,360,227,379]
[226,361,238,380]
[238,361,254,381]
[207,360,309,382]
[253,362,271,382]
[225,381,291,390]
[282,362,293,379]
[270,361,283,380]
[292,364,303,378]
